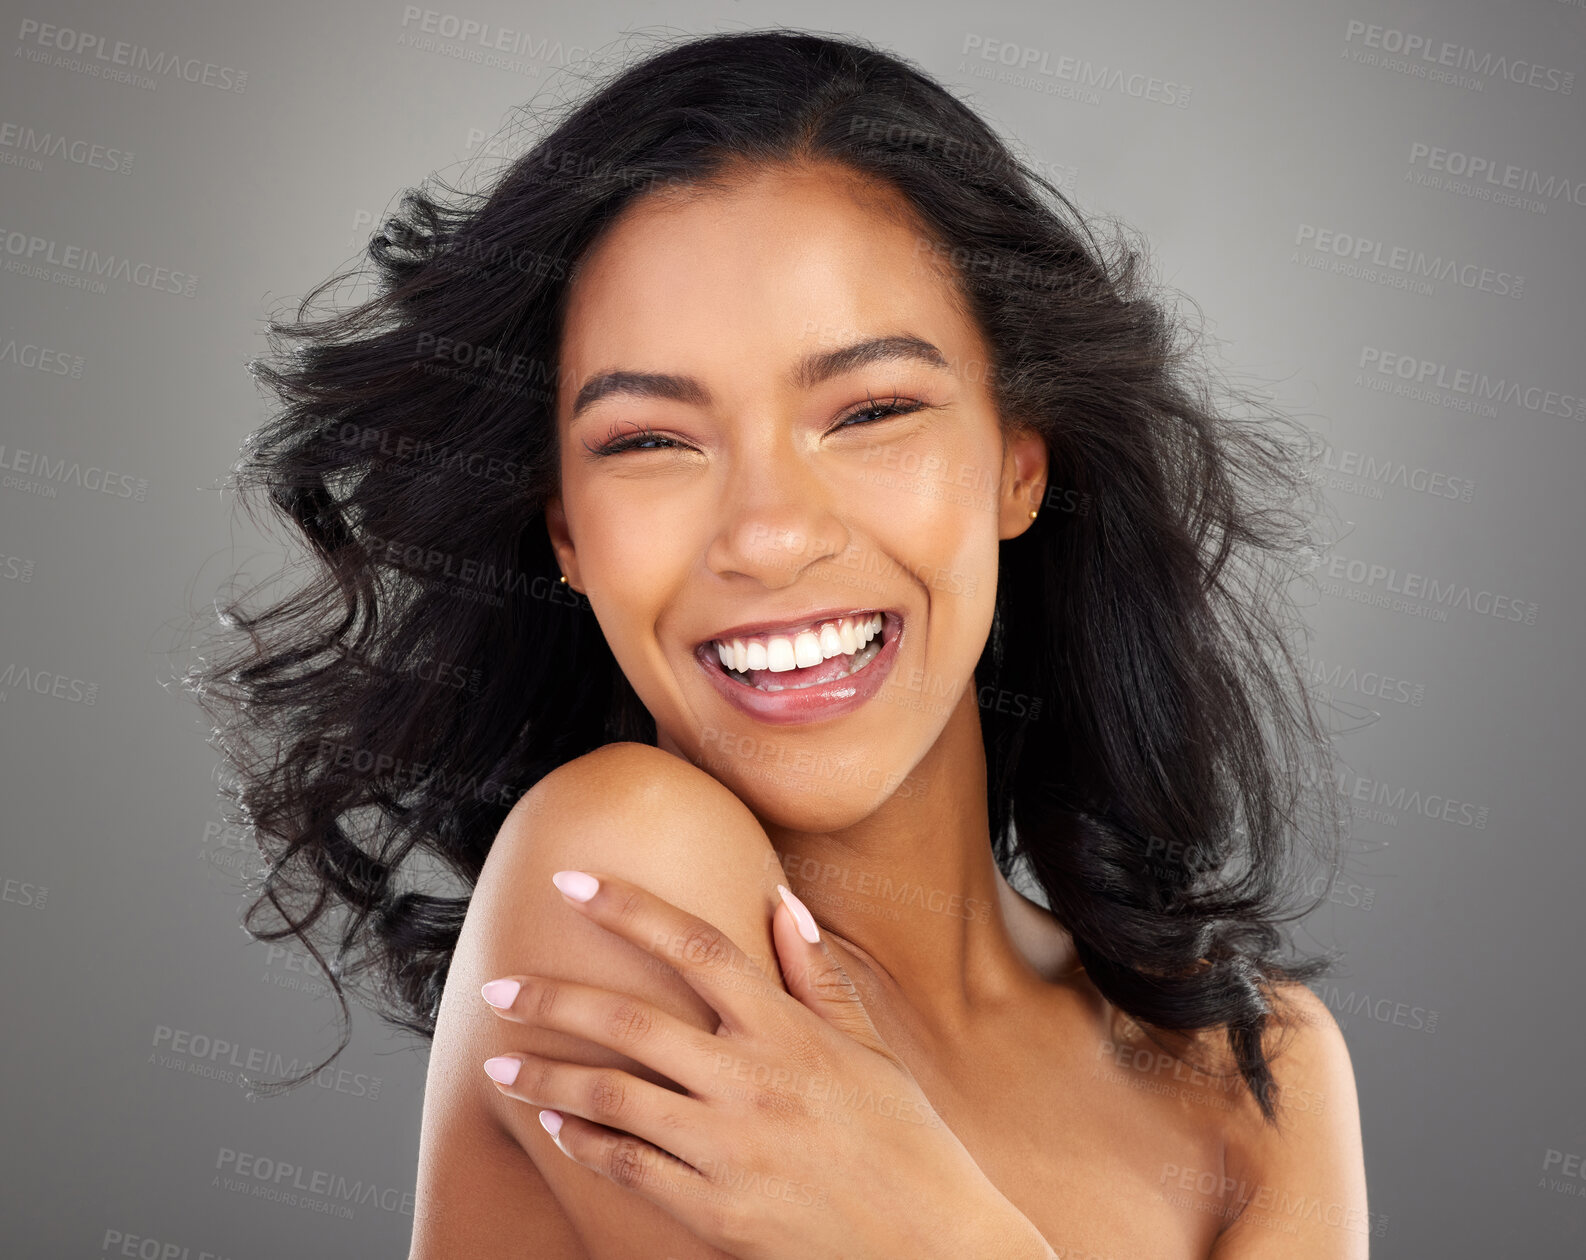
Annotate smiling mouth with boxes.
[696,610,896,692]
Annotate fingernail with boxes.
[483,1056,521,1085]
[539,1109,564,1137]
[480,978,521,1009]
[777,884,820,944]
[552,870,599,902]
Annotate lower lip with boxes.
[694,612,903,726]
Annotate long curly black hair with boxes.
[187,27,1347,1123]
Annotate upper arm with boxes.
[1211,984,1371,1258]
[412,742,793,1260]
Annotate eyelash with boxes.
[585,393,927,457]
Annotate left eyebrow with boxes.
[790,333,950,390]
[569,334,952,423]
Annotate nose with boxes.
[704,440,852,589]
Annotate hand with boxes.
[477,870,1055,1260]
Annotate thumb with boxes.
[773,884,891,1055]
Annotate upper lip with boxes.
[697,606,896,648]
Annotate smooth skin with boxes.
[409,160,1368,1258]
[477,866,1057,1259]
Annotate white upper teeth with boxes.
[714,612,883,673]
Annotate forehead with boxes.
[556,162,972,397]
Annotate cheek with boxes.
[568,471,694,581]
[855,455,1001,700]
[902,511,994,614]
[859,439,1003,587]
[570,496,695,663]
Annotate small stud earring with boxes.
[1029,509,1039,520]
[559,574,568,583]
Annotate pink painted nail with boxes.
[777,884,820,944]
[552,870,599,902]
[483,1056,521,1085]
[539,1109,564,1137]
[480,978,521,1009]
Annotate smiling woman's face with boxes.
[547,159,1046,828]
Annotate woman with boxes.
[194,28,1366,1259]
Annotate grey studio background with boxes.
[1,0,1582,1256]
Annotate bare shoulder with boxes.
[412,741,789,1260]
[489,740,785,923]
[1211,982,1371,1258]
[478,741,791,1021]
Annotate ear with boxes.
[543,493,584,593]
[997,424,1049,541]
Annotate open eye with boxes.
[832,393,928,431]
[585,421,682,457]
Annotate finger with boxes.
[549,869,780,1032]
[480,973,725,1095]
[541,1110,723,1222]
[483,1049,714,1170]
[772,885,893,1056]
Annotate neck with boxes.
[750,688,1075,1030]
